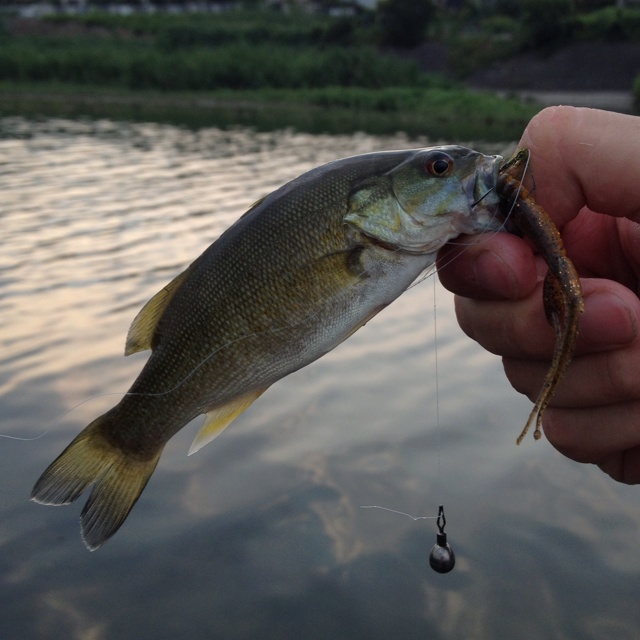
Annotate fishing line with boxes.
[0,432,49,442]
[427,272,455,573]
[8,198,512,441]
[432,271,443,502]
[358,254,456,574]
[397,153,524,293]
[0,297,335,442]
[359,504,455,574]
[360,505,437,521]
[123,181,517,403]
[410,193,518,286]
[24,153,520,410]
[359,153,532,573]
[2,245,412,442]
[2,151,529,475]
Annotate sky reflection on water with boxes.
[2,118,640,640]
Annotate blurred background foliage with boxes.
[1,0,638,135]
[2,0,640,88]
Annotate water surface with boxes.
[2,118,640,640]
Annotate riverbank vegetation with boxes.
[1,1,638,137]
[0,6,532,139]
[443,1,640,78]
[1,83,539,140]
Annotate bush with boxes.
[576,7,640,42]
[0,39,424,92]
[448,34,517,79]
[494,0,523,19]
[480,15,519,37]
[521,0,576,49]
[45,10,359,49]
[633,74,640,111]
[376,0,434,48]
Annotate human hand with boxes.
[437,106,640,483]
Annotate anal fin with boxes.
[188,387,267,456]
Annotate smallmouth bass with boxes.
[31,146,503,550]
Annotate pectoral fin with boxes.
[188,387,268,456]
[125,259,200,356]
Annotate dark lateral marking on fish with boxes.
[345,245,367,277]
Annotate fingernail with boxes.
[472,249,519,299]
[580,291,638,346]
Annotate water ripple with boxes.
[2,117,640,640]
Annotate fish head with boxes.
[345,145,503,254]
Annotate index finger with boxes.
[520,107,640,226]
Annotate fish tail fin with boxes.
[31,415,162,551]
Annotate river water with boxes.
[2,117,640,640]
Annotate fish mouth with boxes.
[462,154,504,232]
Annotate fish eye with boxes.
[425,154,453,177]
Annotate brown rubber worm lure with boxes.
[497,149,584,444]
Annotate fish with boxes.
[497,149,584,444]
[31,145,504,550]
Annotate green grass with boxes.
[0,11,542,140]
[575,7,640,42]
[41,9,368,48]
[0,39,426,90]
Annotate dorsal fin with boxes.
[188,387,268,456]
[238,195,267,220]
[125,263,196,356]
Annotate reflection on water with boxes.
[2,117,640,640]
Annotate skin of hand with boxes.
[437,106,640,484]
